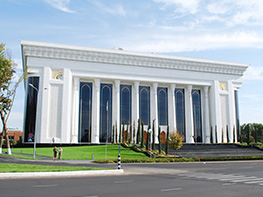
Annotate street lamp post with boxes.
[28,83,39,159]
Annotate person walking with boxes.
[53,146,57,161]
[58,147,63,160]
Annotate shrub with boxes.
[169,131,184,151]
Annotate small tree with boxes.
[166,126,169,155]
[0,43,26,154]
[215,125,218,143]
[158,126,161,154]
[226,125,230,143]
[136,119,140,144]
[115,122,118,143]
[152,119,155,150]
[210,126,213,144]
[133,121,136,144]
[122,120,125,142]
[119,122,122,143]
[169,131,184,151]
[141,121,144,148]
[112,125,115,143]
[129,121,132,144]
[233,125,236,143]
[222,128,224,143]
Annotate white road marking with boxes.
[114,180,134,184]
[161,188,182,192]
[33,184,58,188]
[222,183,236,186]
[179,173,263,186]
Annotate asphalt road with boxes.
[1,161,263,197]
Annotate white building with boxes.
[21,40,248,144]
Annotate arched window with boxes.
[175,88,185,139]
[158,87,168,125]
[192,90,202,142]
[79,82,92,143]
[120,85,132,124]
[100,84,112,143]
[139,86,150,125]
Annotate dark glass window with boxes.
[175,88,185,139]
[158,87,168,125]
[192,90,202,142]
[235,90,240,141]
[139,86,150,125]
[100,84,112,143]
[79,82,92,143]
[120,85,132,124]
[24,77,39,142]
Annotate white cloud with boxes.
[125,31,263,52]
[45,0,75,13]
[87,0,126,16]
[154,0,200,14]
[244,66,263,81]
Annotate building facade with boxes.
[21,41,248,144]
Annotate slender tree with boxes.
[226,125,230,143]
[129,121,132,144]
[152,119,155,150]
[222,128,224,143]
[119,122,122,143]
[233,125,236,143]
[115,122,118,143]
[122,120,125,142]
[210,126,213,144]
[215,125,218,143]
[141,121,144,148]
[166,126,169,155]
[0,43,26,154]
[136,119,140,144]
[158,126,161,154]
[133,121,136,144]
[112,125,115,143]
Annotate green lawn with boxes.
[5,144,148,160]
[0,163,109,173]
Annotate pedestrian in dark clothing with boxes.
[53,146,57,161]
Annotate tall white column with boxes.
[185,85,194,143]
[228,81,235,143]
[204,86,210,143]
[114,80,120,142]
[169,84,176,132]
[92,79,100,144]
[39,67,51,143]
[210,80,220,143]
[151,83,158,142]
[132,82,140,140]
[61,68,72,143]
[71,77,79,143]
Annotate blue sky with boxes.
[1,0,263,130]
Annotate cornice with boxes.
[21,41,248,76]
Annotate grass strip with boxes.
[0,163,110,173]
[4,145,148,160]
[0,153,41,160]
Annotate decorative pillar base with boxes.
[205,136,210,143]
[186,136,195,143]
[71,135,78,143]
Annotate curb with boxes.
[0,169,124,179]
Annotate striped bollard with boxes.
[118,153,121,170]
